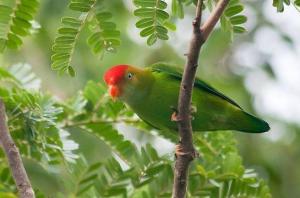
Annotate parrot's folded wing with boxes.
[149,63,242,109]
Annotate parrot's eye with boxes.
[127,72,133,79]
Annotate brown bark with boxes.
[172,0,230,198]
[0,99,35,198]
[201,0,231,41]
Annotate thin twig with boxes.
[201,0,230,41]
[194,135,218,156]
[172,0,230,197]
[63,117,140,127]
[0,99,35,198]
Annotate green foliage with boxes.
[272,0,300,11]
[171,0,197,18]
[295,0,300,8]
[51,0,97,76]
[171,0,248,36]
[190,132,271,197]
[68,157,102,196]
[0,0,278,197]
[86,123,139,164]
[133,0,174,45]
[49,0,300,76]
[0,0,40,52]
[273,0,289,12]
[0,165,15,196]
[87,9,121,56]
[171,0,184,19]
[220,0,247,36]
[171,0,185,18]
[51,0,120,76]
[0,64,78,167]
[0,63,271,196]
[60,79,271,197]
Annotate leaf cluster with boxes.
[133,0,175,46]
[273,0,300,12]
[2,0,299,77]
[220,0,247,35]
[51,0,121,76]
[87,10,121,55]
[0,64,78,167]
[56,80,271,197]
[0,0,39,52]
[171,0,197,19]
[0,65,272,197]
[0,0,283,196]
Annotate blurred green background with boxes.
[1,0,299,197]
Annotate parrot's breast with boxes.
[123,73,182,131]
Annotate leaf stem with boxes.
[194,135,218,156]
[66,1,97,73]
[63,117,140,127]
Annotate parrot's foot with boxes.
[170,105,196,122]
[175,144,199,159]
[171,112,182,122]
[170,106,180,121]
[190,104,197,114]
[171,112,194,122]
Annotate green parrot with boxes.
[103,63,269,133]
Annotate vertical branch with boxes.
[0,99,35,198]
[172,1,203,197]
[172,0,230,197]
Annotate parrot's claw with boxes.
[171,112,195,122]
[170,105,196,122]
[190,104,197,114]
[170,106,181,122]
[175,144,199,159]
[171,112,182,122]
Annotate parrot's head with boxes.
[103,65,153,101]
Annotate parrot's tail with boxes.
[232,111,270,133]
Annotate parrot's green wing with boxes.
[149,63,242,109]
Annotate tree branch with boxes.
[0,99,35,198]
[201,0,230,41]
[172,0,230,197]
[172,0,203,197]
[63,117,140,127]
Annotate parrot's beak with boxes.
[108,85,120,100]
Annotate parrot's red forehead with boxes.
[104,65,129,85]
